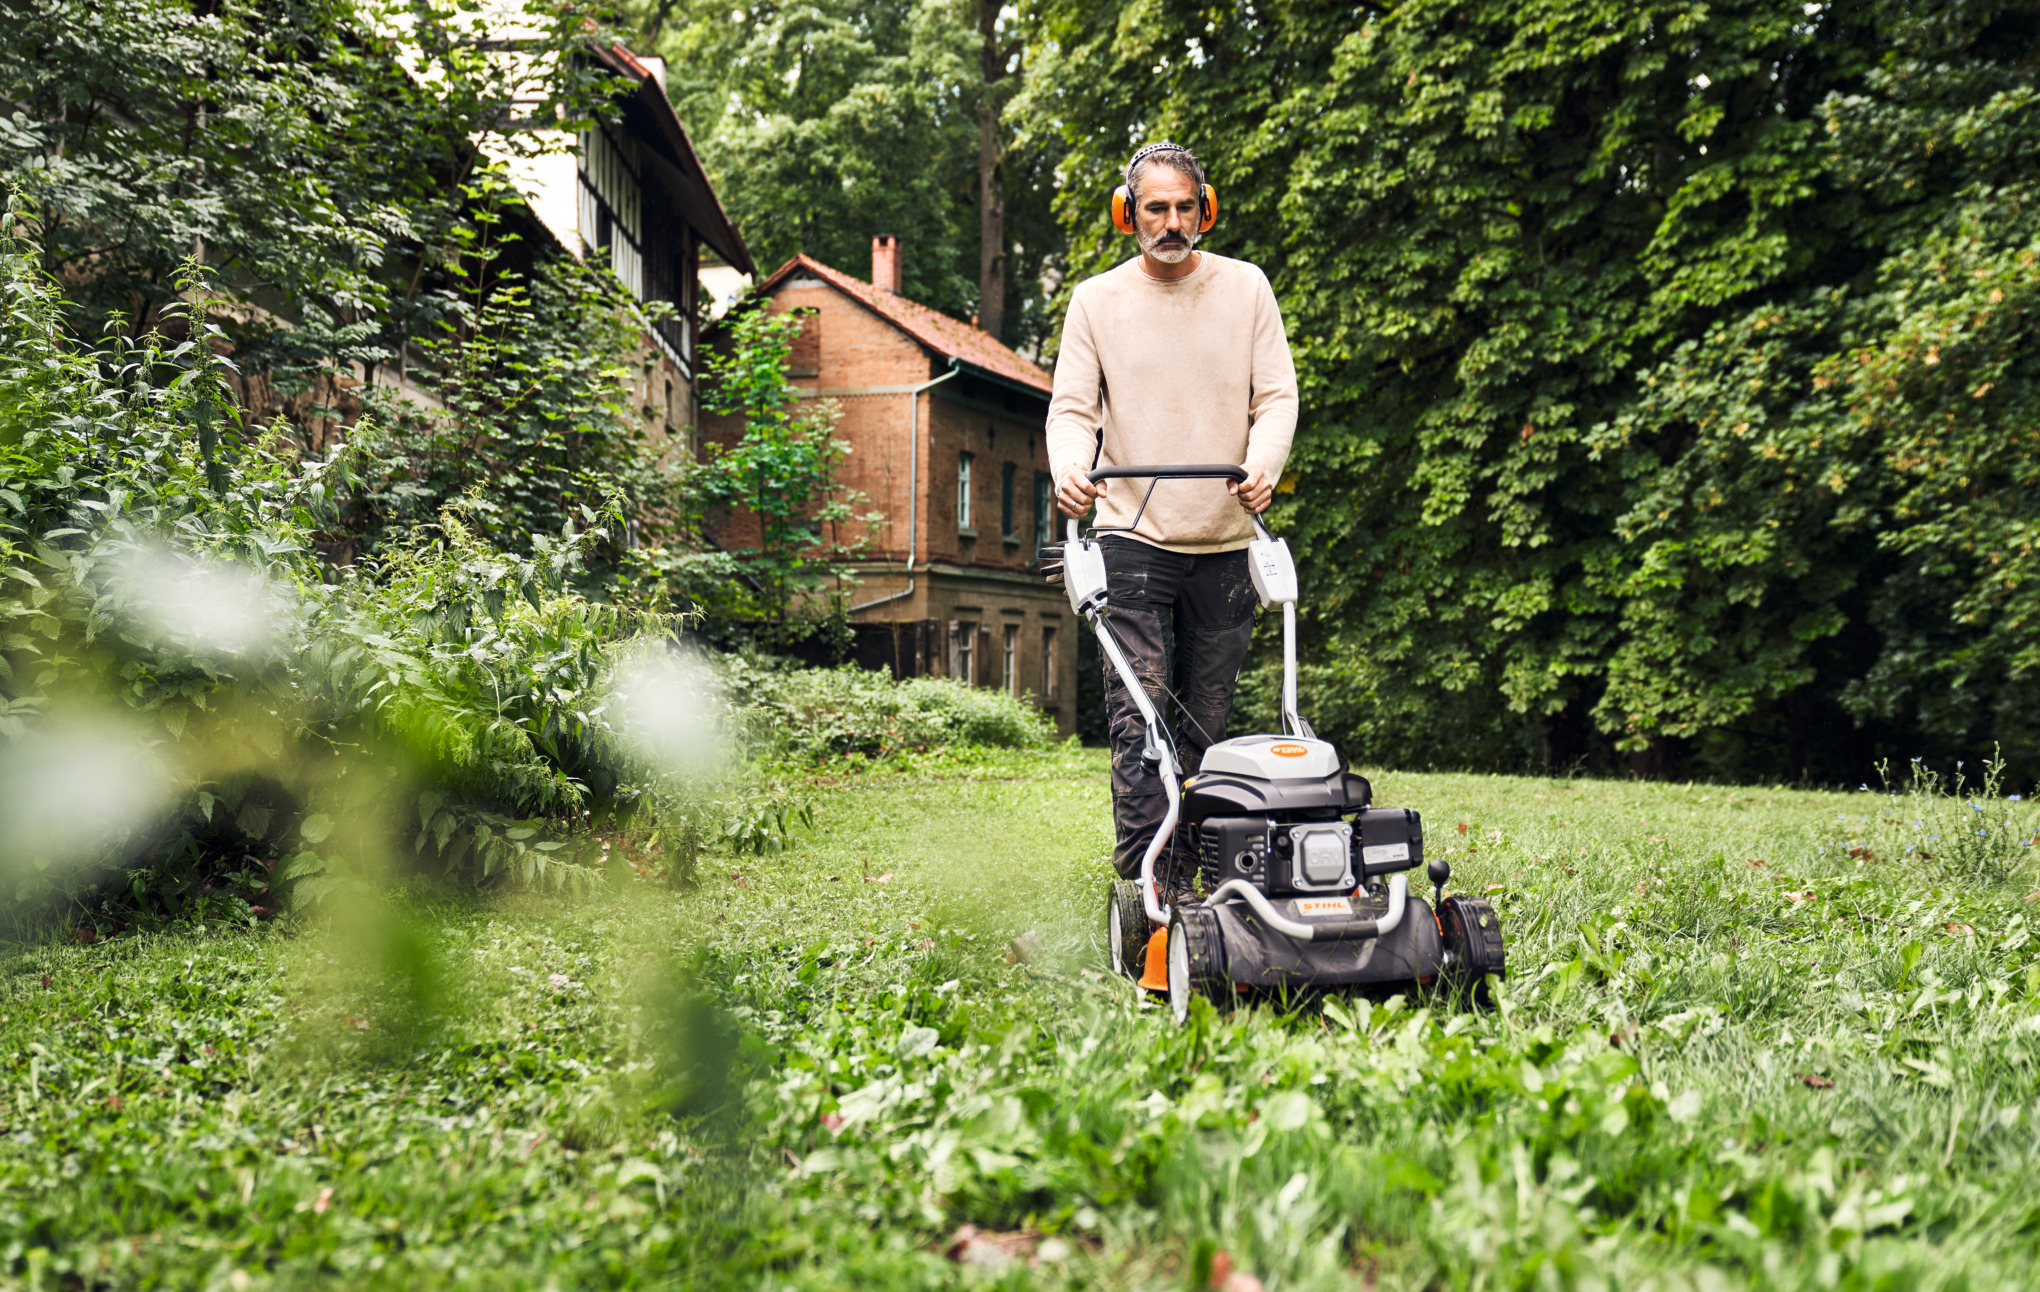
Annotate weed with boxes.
[1877,752,2037,889]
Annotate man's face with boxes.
[1134,165,1201,264]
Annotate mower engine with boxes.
[1159,733,1470,996]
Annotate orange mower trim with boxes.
[1138,927,1171,992]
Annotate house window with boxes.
[1041,626,1058,699]
[576,125,643,299]
[579,123,691,368]
[952,621,977,685]
[1034,471,1054,547]
[1002,624,1019,694]
[957,452,975,534]
[1001,462,1017,541]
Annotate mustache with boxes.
[1158,233,1189,244]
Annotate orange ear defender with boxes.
[1111,183,1217,235]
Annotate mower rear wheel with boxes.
[1167,906,1230,1025]
[1106,880,1149,980]
[1438,894,1507,1007]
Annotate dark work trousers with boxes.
[1098,536,1258,881]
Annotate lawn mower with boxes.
[1044,464,1506,1023]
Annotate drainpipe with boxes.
[850,359,962,614]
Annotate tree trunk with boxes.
[975,0,1006,340]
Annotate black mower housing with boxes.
[1181,758,1445,990]
[1212,891,1444,989]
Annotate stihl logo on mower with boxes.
[1295,897,1354,917]
[1269,743,1309,757]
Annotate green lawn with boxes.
[5,748,2039,1289]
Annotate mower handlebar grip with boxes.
[1086,463,1248,484]
[1306,917,1384,942]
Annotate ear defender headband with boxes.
[1111,142,1217,235]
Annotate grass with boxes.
[5,747,2040,1289]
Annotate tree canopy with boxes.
[635,0,1065,351]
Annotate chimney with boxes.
[871,235,902,293]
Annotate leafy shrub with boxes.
[335,179,687,589]
[715,654,1056,764]
[0,242,793,928]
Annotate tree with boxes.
[1023,0,2040,782]
[972,0,1023,341]
[637,0,1064,349]
[692,303,873,629]
[0,0,610,376]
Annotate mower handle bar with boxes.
[1086,463,1247,484]
[1066,463,1271,548]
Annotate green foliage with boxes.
[3,0,718,609]
[0,241,725,924]
[341,174,683,587]
[694,303,876,625]
[646,0,975,304]
[0,0,613,372]
[716,653,1056,764]
[1025,0,2040,784]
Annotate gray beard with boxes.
[1139,228,1198,263]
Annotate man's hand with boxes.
[1227,465,1274,514]
[1055,467,1106,519]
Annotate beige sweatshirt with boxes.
[1046,252,1299,553]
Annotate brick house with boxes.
[704,238,1079,736]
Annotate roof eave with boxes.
[949,359,1050,405]
[592,44,755,276]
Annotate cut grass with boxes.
[5,749,2039,1288]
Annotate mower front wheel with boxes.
[1106,880,1149,980]
[1167,906,1230,1025]
[1438,894,1507,1007]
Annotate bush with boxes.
[0,243,776,928]
[715,655,1056,765]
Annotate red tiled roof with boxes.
[757,254,1052,396]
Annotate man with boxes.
[1045,140,1299,888]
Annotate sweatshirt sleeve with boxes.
[1045,288,1106,482]
[1242,269,1299,481]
